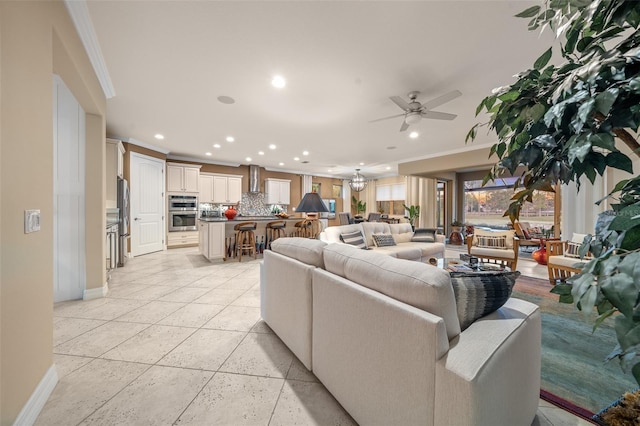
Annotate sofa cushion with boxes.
[323,243,461,339]
[470,247,516,259]
[340,230,368,249]
[361,222,391,247]
[270,237,327,268]
[449,271,519,330]
[321,224,364,244]
[372,234,396,247]
[548,255,587,269]
[393,232,413,244]
[472,229,516,249]
[373,245,422,261]
[412,228,437,243]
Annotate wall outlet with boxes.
[25,209,41,233]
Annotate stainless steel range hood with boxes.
[249,165,261,192]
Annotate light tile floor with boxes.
[37,247,591,425]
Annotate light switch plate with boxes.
[25,209,41,233]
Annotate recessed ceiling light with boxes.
[246,157,252,162]
[217,95,235,104]
[226,136,235,142]
[302,151,309,156]
[328,169,333,172]
[271,75,286,88]
[293,157,300,161]
[258,151,265,156]
[154,134,164,140]
[213,144,221,148]
[409,131,419,139]
[269,144,277,150]
[359,162,364,166]
[279,162,284,166]
[205,152,212,156]
[386,166,391,170]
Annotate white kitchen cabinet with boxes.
[167,163,201,193]
[199,174,214,203]
[199,221,225,260]
[167,230,198,247]
[212,174,242,204]
[265,178,291,205]
[105,138,125,208]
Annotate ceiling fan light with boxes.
[405,113,422,125]
[348,169,367,192]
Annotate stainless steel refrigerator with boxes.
[117,177,130,267]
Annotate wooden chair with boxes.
[265,220,286,249]
[338,212,354,225]
[466,229,519,270]
[513,221,541,252]
[546,233,591,284]
[291,220,312,238]
[366,212,381,222]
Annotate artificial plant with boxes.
[351,195,366,216]
[403,204,421,227]
[467,0,640,383]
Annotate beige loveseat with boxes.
[261,237,541,426]
[319,222,445,262]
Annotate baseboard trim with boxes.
[83,283,108,300]
[13,364,58,426]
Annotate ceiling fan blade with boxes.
[421,111,457,121]
[420,90,462,111]
[369,113,406,123]
[389,96,411,111]
[399,120,409,132]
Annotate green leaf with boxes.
[576,36,594,53]
[618,252,640,279]
[615,315,640,351]
[532,135,557,149]
[609,205,640,231]
[632,362,640,385]
[525,103,547,122]
[568,138,592,164]
[621,226,640,251]
[496,142,507,158]
[515,5,541,18]
[498,91,519,102]
[465,124,479,143]
[595,88,619,115]
[534,47,553,71]
[475,99,486,116]
[589,133,616,151]
[629,78,640,94]
[606,152,634,174]
[594,308,616,332]
[601,274,637,317]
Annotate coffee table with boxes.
[436,257,511,273]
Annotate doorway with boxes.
[130,152,165,256]
[53,75,86,302]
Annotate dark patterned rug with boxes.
[513,275,636,415]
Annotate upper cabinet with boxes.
[265,178,291,205]
[167,163,201,193]
[106,138,125,208]
[199,174,214,203]
[212,174,242,204]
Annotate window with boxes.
[376,183,405,216]
[463,178,555,230]
[436,181,446,232]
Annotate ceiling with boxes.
[85,0,552,179]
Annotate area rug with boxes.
[513,275,637,415]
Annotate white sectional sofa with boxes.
[320,222,445,262]
[261,237,541,426]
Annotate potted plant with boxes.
[402,204,420,229]
[466,0,640,396]
[351,195,366,218]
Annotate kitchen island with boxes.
[199,216,305,261]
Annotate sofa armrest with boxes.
[434,298,541,426]
[546,240,564,256]
[435,234,446,243]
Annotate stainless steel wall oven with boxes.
[168,194,198,231]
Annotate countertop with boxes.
[199,216,302,222]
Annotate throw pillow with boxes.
[340,230,367,249]
[411,228,437,243]
[372,233,396,247]
[450,271,520,330]
[475,235,508,249]
[565,241,593,259]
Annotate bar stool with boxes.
[234,221,257,262]
[266,221,287,249]
[291,220,312,238]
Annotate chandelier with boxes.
[349,169,367,192]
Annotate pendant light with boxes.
[349,169,367,192]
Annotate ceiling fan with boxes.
[370,90,462,132]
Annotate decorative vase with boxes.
[449,226,463,245]
[532,240,548,265]
[224,206,237,220]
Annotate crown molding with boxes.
[112,136,171,154]
[167,155,241,168]
[64,0,116,99]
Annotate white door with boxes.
[130,153,165,256]
[53,75,86,302]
